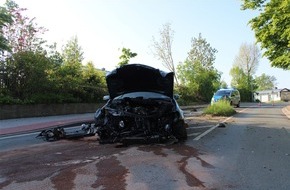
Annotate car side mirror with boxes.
[174,94,180,100]
[103,95,110,101]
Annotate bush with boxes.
[203,100,236,116]
[176,98,190,106]
[0,94,22,105]
[29,93,81,104]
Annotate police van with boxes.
[211,88,241,107]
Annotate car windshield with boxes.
[215,90,231,96]
[114,91,171,100]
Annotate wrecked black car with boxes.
[94,64,187,144]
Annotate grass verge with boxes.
[203,100,236,116]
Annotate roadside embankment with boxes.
[0,103,103,120]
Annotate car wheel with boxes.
[236,102,240,108]
[172,120,187,141]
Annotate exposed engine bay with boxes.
[94,96,186,144]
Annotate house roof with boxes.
[254,88,290,95]
[280,88,290,92]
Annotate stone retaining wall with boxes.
[0,103,104,120]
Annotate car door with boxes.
[231,90,238,105]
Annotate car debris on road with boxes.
[36,64,188,145]
[36,123,96,141]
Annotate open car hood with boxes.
[106,64,174,99]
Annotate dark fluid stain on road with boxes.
[0,180,11,189]
[92,156,128,190]
[0,141,126,189]
[172,144,212,188]
[137,145,168,157]
[138,143,215,188]
[172,145,215,169]
[178,157,205,188]
[51,167,77,190]
[0,147,64,188]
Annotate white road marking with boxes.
[187,132,202,137]
[0,132,39,140]
[193,107,249,140]
[187,125,213,129]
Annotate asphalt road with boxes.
[194,102,290,189]
[0,105,209,152]
[0,126,85,151]
[0,102,290,189]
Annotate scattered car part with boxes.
[217,122,226,128]
[36,123,96,141]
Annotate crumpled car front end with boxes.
[94,64,187,144]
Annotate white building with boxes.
[254,88,290,102]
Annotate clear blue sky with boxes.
[3,0,290,89]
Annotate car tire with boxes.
[172,120,187,141]
[236,102,240,108]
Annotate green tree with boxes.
[3,51,53,102]
[230,66,255,102]
[81,61,107,102]
[53,36,84,102]
[255,73,277,91]
[241,0,290,69]
[45,43,63,69]
[177,34,221,102]
[230,66,248,89]
[117,47,137,67]
[0,5,13,52]
[220,80,228,89]
[187,33,217,70]
[62,36,83,69]
[0,1,108,104]
[0,1,51,104]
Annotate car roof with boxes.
[218,88,237,92]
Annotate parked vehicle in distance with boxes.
[211,88,241,107]
[94,63,187,144]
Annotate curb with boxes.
[282,105,290,119]
[0,119,95,137]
